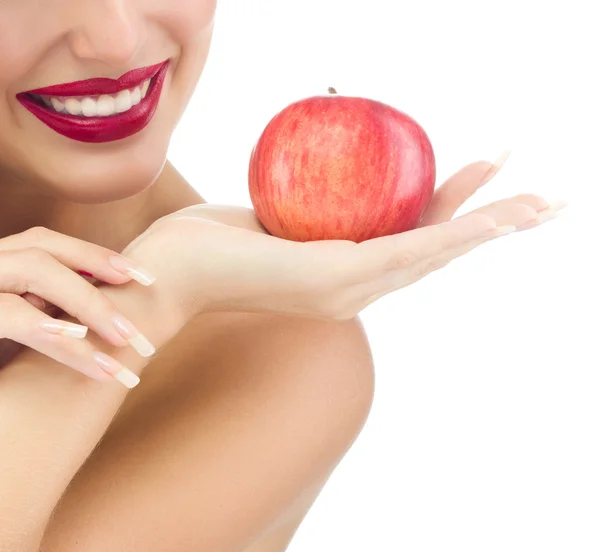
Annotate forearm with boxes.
[0,246,186,551]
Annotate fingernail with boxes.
[93,351,140,389]
[493,224,517,237]
[77,270,94,278]
[537,210,559,224]
[112,315,155,357]
[479,150,512,187]
[40,320,88,339]
[535,200,567,224]
[108,255,156,286]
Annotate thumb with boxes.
[21,292,61,316]
[21,292,46,311]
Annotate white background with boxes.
[169,1,599,550]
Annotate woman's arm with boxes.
[0,244,185,552]
[0,206,279,551]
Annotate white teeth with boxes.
[65,98,82,116]
[81,97,97,117]
[39,78,152,118]
[96,94,116,117]
[115,89,132,113]
[131,86,142,106]
[50,97,65,113]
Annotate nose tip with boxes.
[68,3,144,67]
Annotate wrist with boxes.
[119,221,211,322]
[95,242,191,356]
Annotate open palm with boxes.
[130,155,564,321]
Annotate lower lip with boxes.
[16,60,170,144]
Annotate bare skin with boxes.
[43,297,375,551]
[1,159,375,551]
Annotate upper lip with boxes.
[20,60,168,97]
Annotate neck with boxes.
[0,160,204,252]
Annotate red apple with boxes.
[248,90,436,243]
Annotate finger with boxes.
[0,226,155,286]
[0,248,155,357]
[517,200,567,229]
[419,152,511,227]
[462,195,567,231]
[358,227,514,307]
[21,292,61,318]
[0,293,139,388]
[365,201,564,305]
[355,213,499,276]
[464,192,546,216]
[461,200,540,230]
[359,198,565,307]
[21,292,46,311]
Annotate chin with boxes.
[32,126,171,204]
[59,161,166,204]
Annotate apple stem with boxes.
[327,87,338,95]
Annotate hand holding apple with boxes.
[121,173,561,323]
[248,90,436,242]
[119,90,564,323]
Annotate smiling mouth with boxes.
[16,60,171,143]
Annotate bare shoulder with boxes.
[43,314,376,550]
[44,311,375,549]
[187,310,376,401]
[118,309,375,432]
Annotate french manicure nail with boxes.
[40,320,88,339]
[108,255,156,286]
[93,351,140,389]
[479,150,512,187]
[493,224,517,237]
[537,210,559,224]
[112,315,155,357]
[535,200,567,225]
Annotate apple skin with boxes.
[248,94,436,243]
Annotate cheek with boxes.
[0,12,68,97]
[0,15,42,88]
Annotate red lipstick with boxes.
[16,60,170,143]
